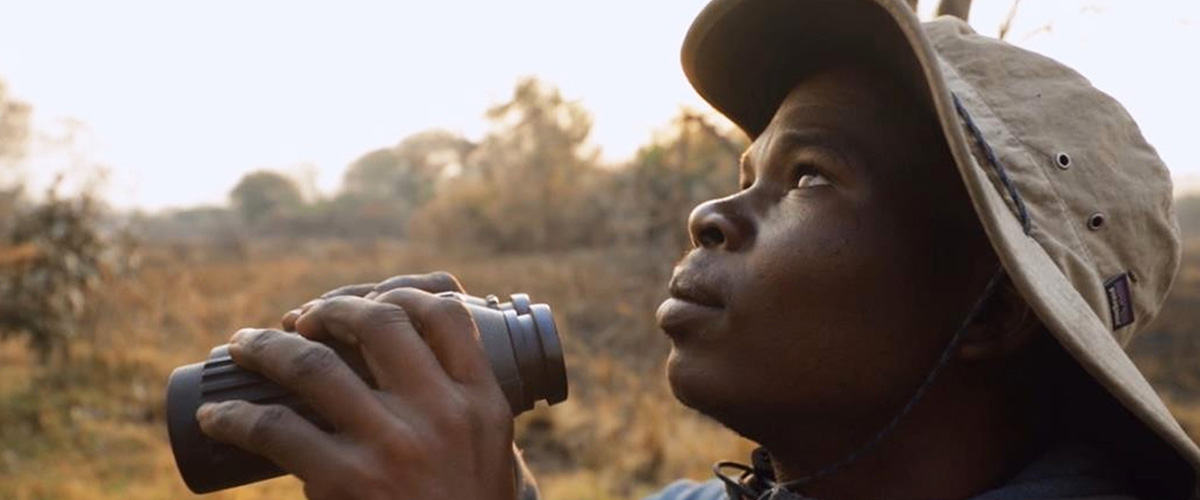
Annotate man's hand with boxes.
[281,271,466,332]
[196,273,517,500]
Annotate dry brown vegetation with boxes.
[1,233,1199,500]
[0,241,759,500]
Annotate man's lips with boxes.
[667,276,724,309]
[657,273,724,337]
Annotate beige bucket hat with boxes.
[682,0,1200,496]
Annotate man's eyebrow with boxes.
[772,127,851,150]
[741,128,845,183]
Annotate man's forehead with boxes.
[739,66,937,176]
[746,76,885,159]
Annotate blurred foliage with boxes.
[324,130,476,238]
[0,180,136,363]
[413,77,608,251]
[0,78,32,169]
[612,110,746,252]
[342,130,473,207]
[229,170,305,225]
[1174,196,1200,238]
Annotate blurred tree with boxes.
[1176,196,1200,238]
[0,181,116,363]
[997,0,1022,40]
[229,170,304,224]
[341,129,474,208]
[0,78,31,204]
[335,130,474,238]
[615,109,746,252]
[415,78,606,251]
[0,78,32,169]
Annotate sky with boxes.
[0,0,1197,211]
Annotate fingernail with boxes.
[231,328,259,344]
[196,402,217,423]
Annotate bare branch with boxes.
[935,0,973,21]
[998,0,1024,40]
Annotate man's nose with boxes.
[687,195,753,252]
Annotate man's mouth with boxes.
[667,277,724,309]
[657,271,724,338]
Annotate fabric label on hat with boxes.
[1104,273,1135,330]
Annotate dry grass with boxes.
[3,239,1199,500]
[0,241,752,500]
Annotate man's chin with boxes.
[665,350,795,447]
[666,350,740,424]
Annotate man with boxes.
[195,0,1200,499]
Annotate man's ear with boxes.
[956,277,1043,361]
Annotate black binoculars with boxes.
[166,291,568,494]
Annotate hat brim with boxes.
[683,0,1200,481]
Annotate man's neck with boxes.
[762,370,1037,500]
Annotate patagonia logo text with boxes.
[1105,273,1135,330]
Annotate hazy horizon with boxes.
[2,0,1197,211]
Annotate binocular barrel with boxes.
[166,292,567,494]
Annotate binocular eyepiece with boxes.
[166,291,568,494]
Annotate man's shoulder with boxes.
[643,479,727,500]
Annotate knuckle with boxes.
[316,296,361,323]
[288,343,340,381]
[372,277,402,294]
[321,283,373,299]
[247,405,290,451]
[373,287,412,306]
[361,302,410,328]
[209,400,242,429]
[241,329,276,357]
[375,423,422,466]
[436,298,471,321]
[428,271,458,287]
[322,294,358,311]
[431,393,472,432]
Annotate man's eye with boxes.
[796,172,831,189]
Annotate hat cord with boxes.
[951,92,1033,236]
[713,265,1008,499]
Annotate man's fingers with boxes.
[321,283,378,300]
[283,273,464,330]
[293,297,450,395]
[228,328,390,435]
[365,271,464,299]
[374,288,494,386]
[281,283,376,331]
[197,400,351,481]
[282,299,321,332]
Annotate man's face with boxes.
[657,66,995,445]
